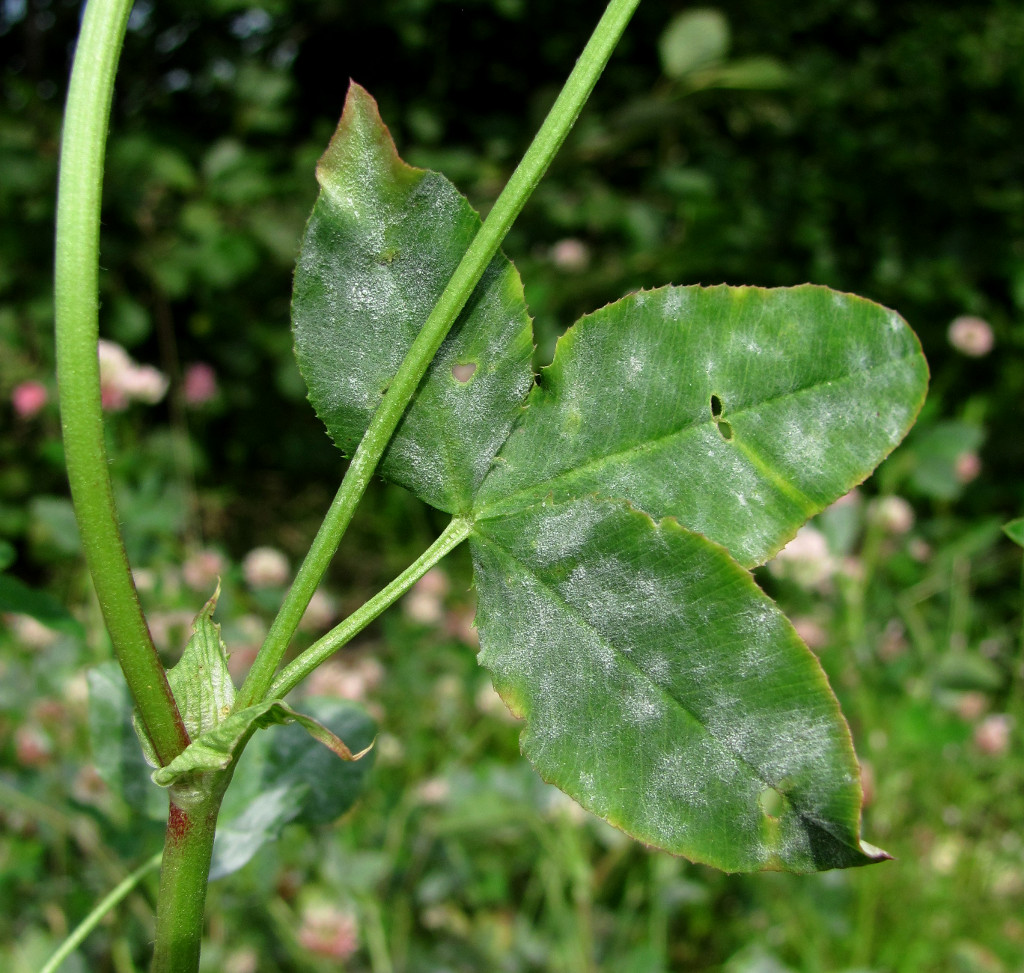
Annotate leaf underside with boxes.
[294,83,927,872]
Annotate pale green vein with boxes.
[729,436,817,517]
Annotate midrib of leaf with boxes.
[473,352,919,524]
[470,520,861,855]
[728,436,817,516]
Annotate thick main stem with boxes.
[238,0,642,708]
[55,0,189,763]
[150,788,227,973]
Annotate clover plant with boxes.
[51,0,927,969]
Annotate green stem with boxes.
[270,517,473,699]
[238,0,642,708]
[39,850,163,973]
[150,788,227,973]
[54,0,189,764]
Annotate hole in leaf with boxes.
[716,420,733,441]
[452,362,477,383]
[710,393,723,419]
[758,786,785,818]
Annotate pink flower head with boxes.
[12,381,48,418]
[119,364,168,404]
[297,904,359,960]
[551,237,591,272]
[954,451,982,484]
[767,524,835,590]
[183,362,218,405]
[870,495,915,535]
[242,546,289,588]
[97,339,168,409]
[98,339,133,410]
[974,714,1012,756]
[182,548,226,591]
[948,315,994,357]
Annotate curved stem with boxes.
[39,850,163,973]
[239,0,642,708]
[270,517,473,699]
[55,0,189,763]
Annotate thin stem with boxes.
[239,0,642,708]
[55,0,189,763]
[39,850,163,973]
[270,517,473,699]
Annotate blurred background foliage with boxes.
[2,1,1024,971]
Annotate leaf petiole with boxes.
[269,517,474,700]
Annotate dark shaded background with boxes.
[3,0,1022,538]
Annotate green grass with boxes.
[3,472,1022,972]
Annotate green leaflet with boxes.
[474,285,928,567]
[471,496,887,873]
[293,82,534,513]
[295,84,929,872]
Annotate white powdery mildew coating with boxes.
[733,605,780,677]
[389,438,446,501]
[651,736,748,815]
[561,557,677,635]
[845,344,871,374]
[577,770,610,816]
[530,501,605,567]
[645,652,673,684]
[702,685,834,795]
[661,286,691,318]
[754,708,836,787]
[682,428,778,554]
[476,571,551,687]
[622,684,664,727]
[778,411,828,475]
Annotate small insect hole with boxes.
[452,362,478,383]
[710,393,723,419]
[716,420,733,441]
[758,786,785,819]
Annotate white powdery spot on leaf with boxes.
[622,685,664,727]
[530,501,605,566]
[645,652,673,684]
[756,708,835,785]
